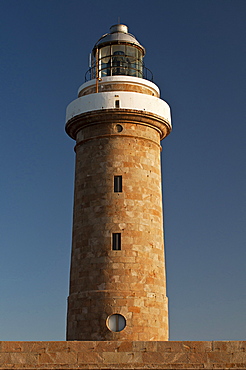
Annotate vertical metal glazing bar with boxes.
[110,45,112,76]
[96,47,99,93]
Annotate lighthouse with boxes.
[65,24,172,341]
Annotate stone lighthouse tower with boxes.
[65,24,172,341]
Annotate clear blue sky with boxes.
[0,0,245,341]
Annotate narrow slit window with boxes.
[114,175,122,192]
[115,100,120,108]
[112,233,121,250]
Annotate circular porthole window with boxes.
[115,124,123,133]
[107,314,126,332]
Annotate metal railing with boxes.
[85,65,153,82]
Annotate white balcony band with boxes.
[66,91,171,126]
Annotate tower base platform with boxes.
[0,341,246,369]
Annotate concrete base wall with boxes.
[0,341,245,369]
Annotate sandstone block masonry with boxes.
[66,109,169,341]
[1,341,246,369]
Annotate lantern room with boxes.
[87,24,152,80]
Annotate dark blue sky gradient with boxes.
[0,0,245,340]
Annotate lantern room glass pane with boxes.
[126,45,139,60]
[111,45,128,76]
[100,56,111,77]
[111,44,125,55]
[99,46,110,58]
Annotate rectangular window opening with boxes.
[112,233,121,250]
[115,100,120,108]
[114,175,122,192]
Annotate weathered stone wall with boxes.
[1,341,246,369]
[66,112,168,341]
[78,81,159,97]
